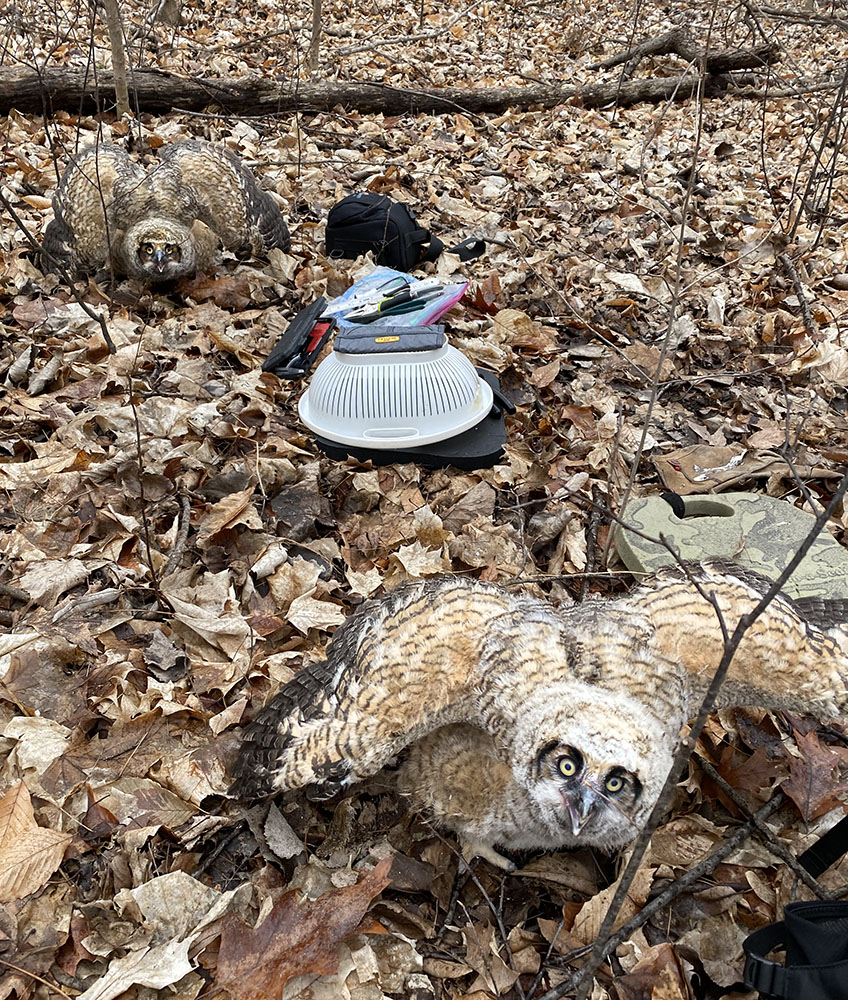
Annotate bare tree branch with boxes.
[533,793,786,1000]
[590,24,779,73]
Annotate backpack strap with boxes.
[418,233,486,264]
[447,236,486,261]
[414,230,443,263]
[743,921,790,998]
[744,903,848,999]
[797,815,848,878]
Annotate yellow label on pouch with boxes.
[374,336,400,343]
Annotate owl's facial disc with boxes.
[536,742,642,839]
[137,239,183,275]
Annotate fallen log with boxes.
[591,26,778,74]
[1,60,776,118]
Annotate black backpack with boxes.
[324,192,484,271]
[742,815,848,999]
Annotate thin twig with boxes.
[51,588,121,623]
[570,467,848,999]
[751,4,848,30]
[127,384,163,604]
[163,494,191,576]
[580,485,605,602]
[604,42,710,563]
[0,583,29,602]
[0,188,115,353]
[335,0,484,57]
[778,252,817,334]
[693,752,834,899]
[0,959,74,999]
[461,863,526,1000]
[532,794,785,1000]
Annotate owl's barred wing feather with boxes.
[792,596,848,631]
[43,144,145,272]
[230,578,540,799]
[157,141,290,254]
[44,140,290,280]
[229,655,349,799]
[616,561,848,721]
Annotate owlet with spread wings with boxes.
[43,140,290,281]
[231,561,848,869]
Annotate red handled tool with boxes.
[262,298,337,379]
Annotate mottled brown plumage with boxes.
[231,561,848,868]
[43,140,290,281]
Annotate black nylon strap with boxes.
[798,815,848,879]
[420,234,486,263]
[743,923,789,997]
[447,236,486,261]
[743,902,848,998]
[419,232,444,262]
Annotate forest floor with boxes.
[1,1,848,998]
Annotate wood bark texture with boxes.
[0,46,778,118]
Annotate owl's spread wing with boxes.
[617,561,848,721]
[156,141,290,254]
[230,578,538,800]
[232,560,848,806]
[43,144,145,272]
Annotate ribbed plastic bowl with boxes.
[298,342,493,448]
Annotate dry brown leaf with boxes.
[530,357,562,387]
[571,856,654,946]
[215,857,392,999]
[77,940,193,1000]
[0,781,72,903]
[622,342,675,380]
[783,728,848,821]
[93,777,195,830]
[463,921,519,995]
[615,941,692,1000]
[198,488,263,543]
[179,273,254,312]
[286,594,347,632]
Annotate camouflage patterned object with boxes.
[614,492,848,599]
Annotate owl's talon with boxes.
[460,838,516,871]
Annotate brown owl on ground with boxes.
[42,140,291,281]
[231,561,848,869]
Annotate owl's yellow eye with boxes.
[164,244,178,255]
[605,775,624,793]
[140,243,154,256]
[558,756,578,778]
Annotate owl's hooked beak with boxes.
[562,783,598,837]
[152,248,169,273]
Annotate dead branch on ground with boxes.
[535,794,786,1000]
[0,54,793,118]
[753,4,848,30]
[590,24,779,77]
[566,468,848,1000]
